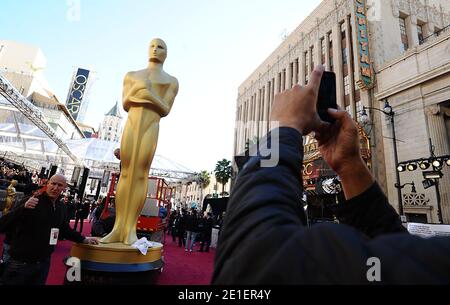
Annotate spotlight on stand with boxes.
[419,160,430,170]
[397,164,406,172]
[432,159,443,168]
[407,163,417,171]
[446,158,450,166]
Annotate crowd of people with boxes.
[0,161,36,186]
[167,208,225,253]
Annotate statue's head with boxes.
[149,38,167,64]
[11,180,18,187]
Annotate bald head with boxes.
[114,148,121,160]
[149,38,167,64]
[46,174,67,200]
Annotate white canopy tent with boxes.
[0,74,195,183]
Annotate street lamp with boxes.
[359,99,404,218]
[394,181,417,193]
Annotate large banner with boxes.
[353,0,374,90]
[66,68,90,121]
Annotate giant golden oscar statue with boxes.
[101,38,179,245]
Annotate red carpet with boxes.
[157,235,215,285]
[1,221,215,285]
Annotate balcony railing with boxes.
[419,24,450,45]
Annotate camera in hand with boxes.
[317,71,337,123]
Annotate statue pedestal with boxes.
[67,242,164,285]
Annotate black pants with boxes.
[178,230,186,247]
[1,258,51,285]
[200,235,211,252]
[74,217,85,233]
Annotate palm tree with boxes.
[197,170,210,205]
[214,159,232,197]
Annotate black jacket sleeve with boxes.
[334,182,406,238]
[212,127,450,284]
[60,221,85,243]
[59,207,85,243]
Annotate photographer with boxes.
[212,65,450,284]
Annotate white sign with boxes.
[407,222,450,238]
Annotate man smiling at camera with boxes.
[0,174,98,285]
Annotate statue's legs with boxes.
[101,107,159,245]
[3,198,13,214]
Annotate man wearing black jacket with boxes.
[212,65,450,284]
[0,174,98,285]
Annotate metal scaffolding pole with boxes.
[0,74,79,164]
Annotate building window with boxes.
[289,62,294,88]
[294,58,299,84]
[271,78,275,104]
[282,69,286,91]
[399,17,409,51]
[277,72,282,93]
[417,24,424,44]
[342,48,348,65]
[310,46,314,72]
[329,37,334,71]
[355,101,362,121]
[354,76,361,102]
[344,76,350,96]
[345,105,351,114]
[340,22,346,39]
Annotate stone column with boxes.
[426,105,450,224]
[406,15,420,47]
[255,88,261,140]
[423,21,437,39]
[307,47,313,82]
[274,71,280,94]
[264,81,271,136]
[299,51,306,86]
[251,93,256,140]
[345,16,356,119]
[235,104,241,154]
[314,40,321,67]
[332,22,345,109]
[324,33,331,71]
[244,98,249,148]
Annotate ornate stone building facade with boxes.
[234,0,450,223]
[98,101,123,143]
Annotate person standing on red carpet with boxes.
[0,174,98,285]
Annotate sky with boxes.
[0,0,321,172]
